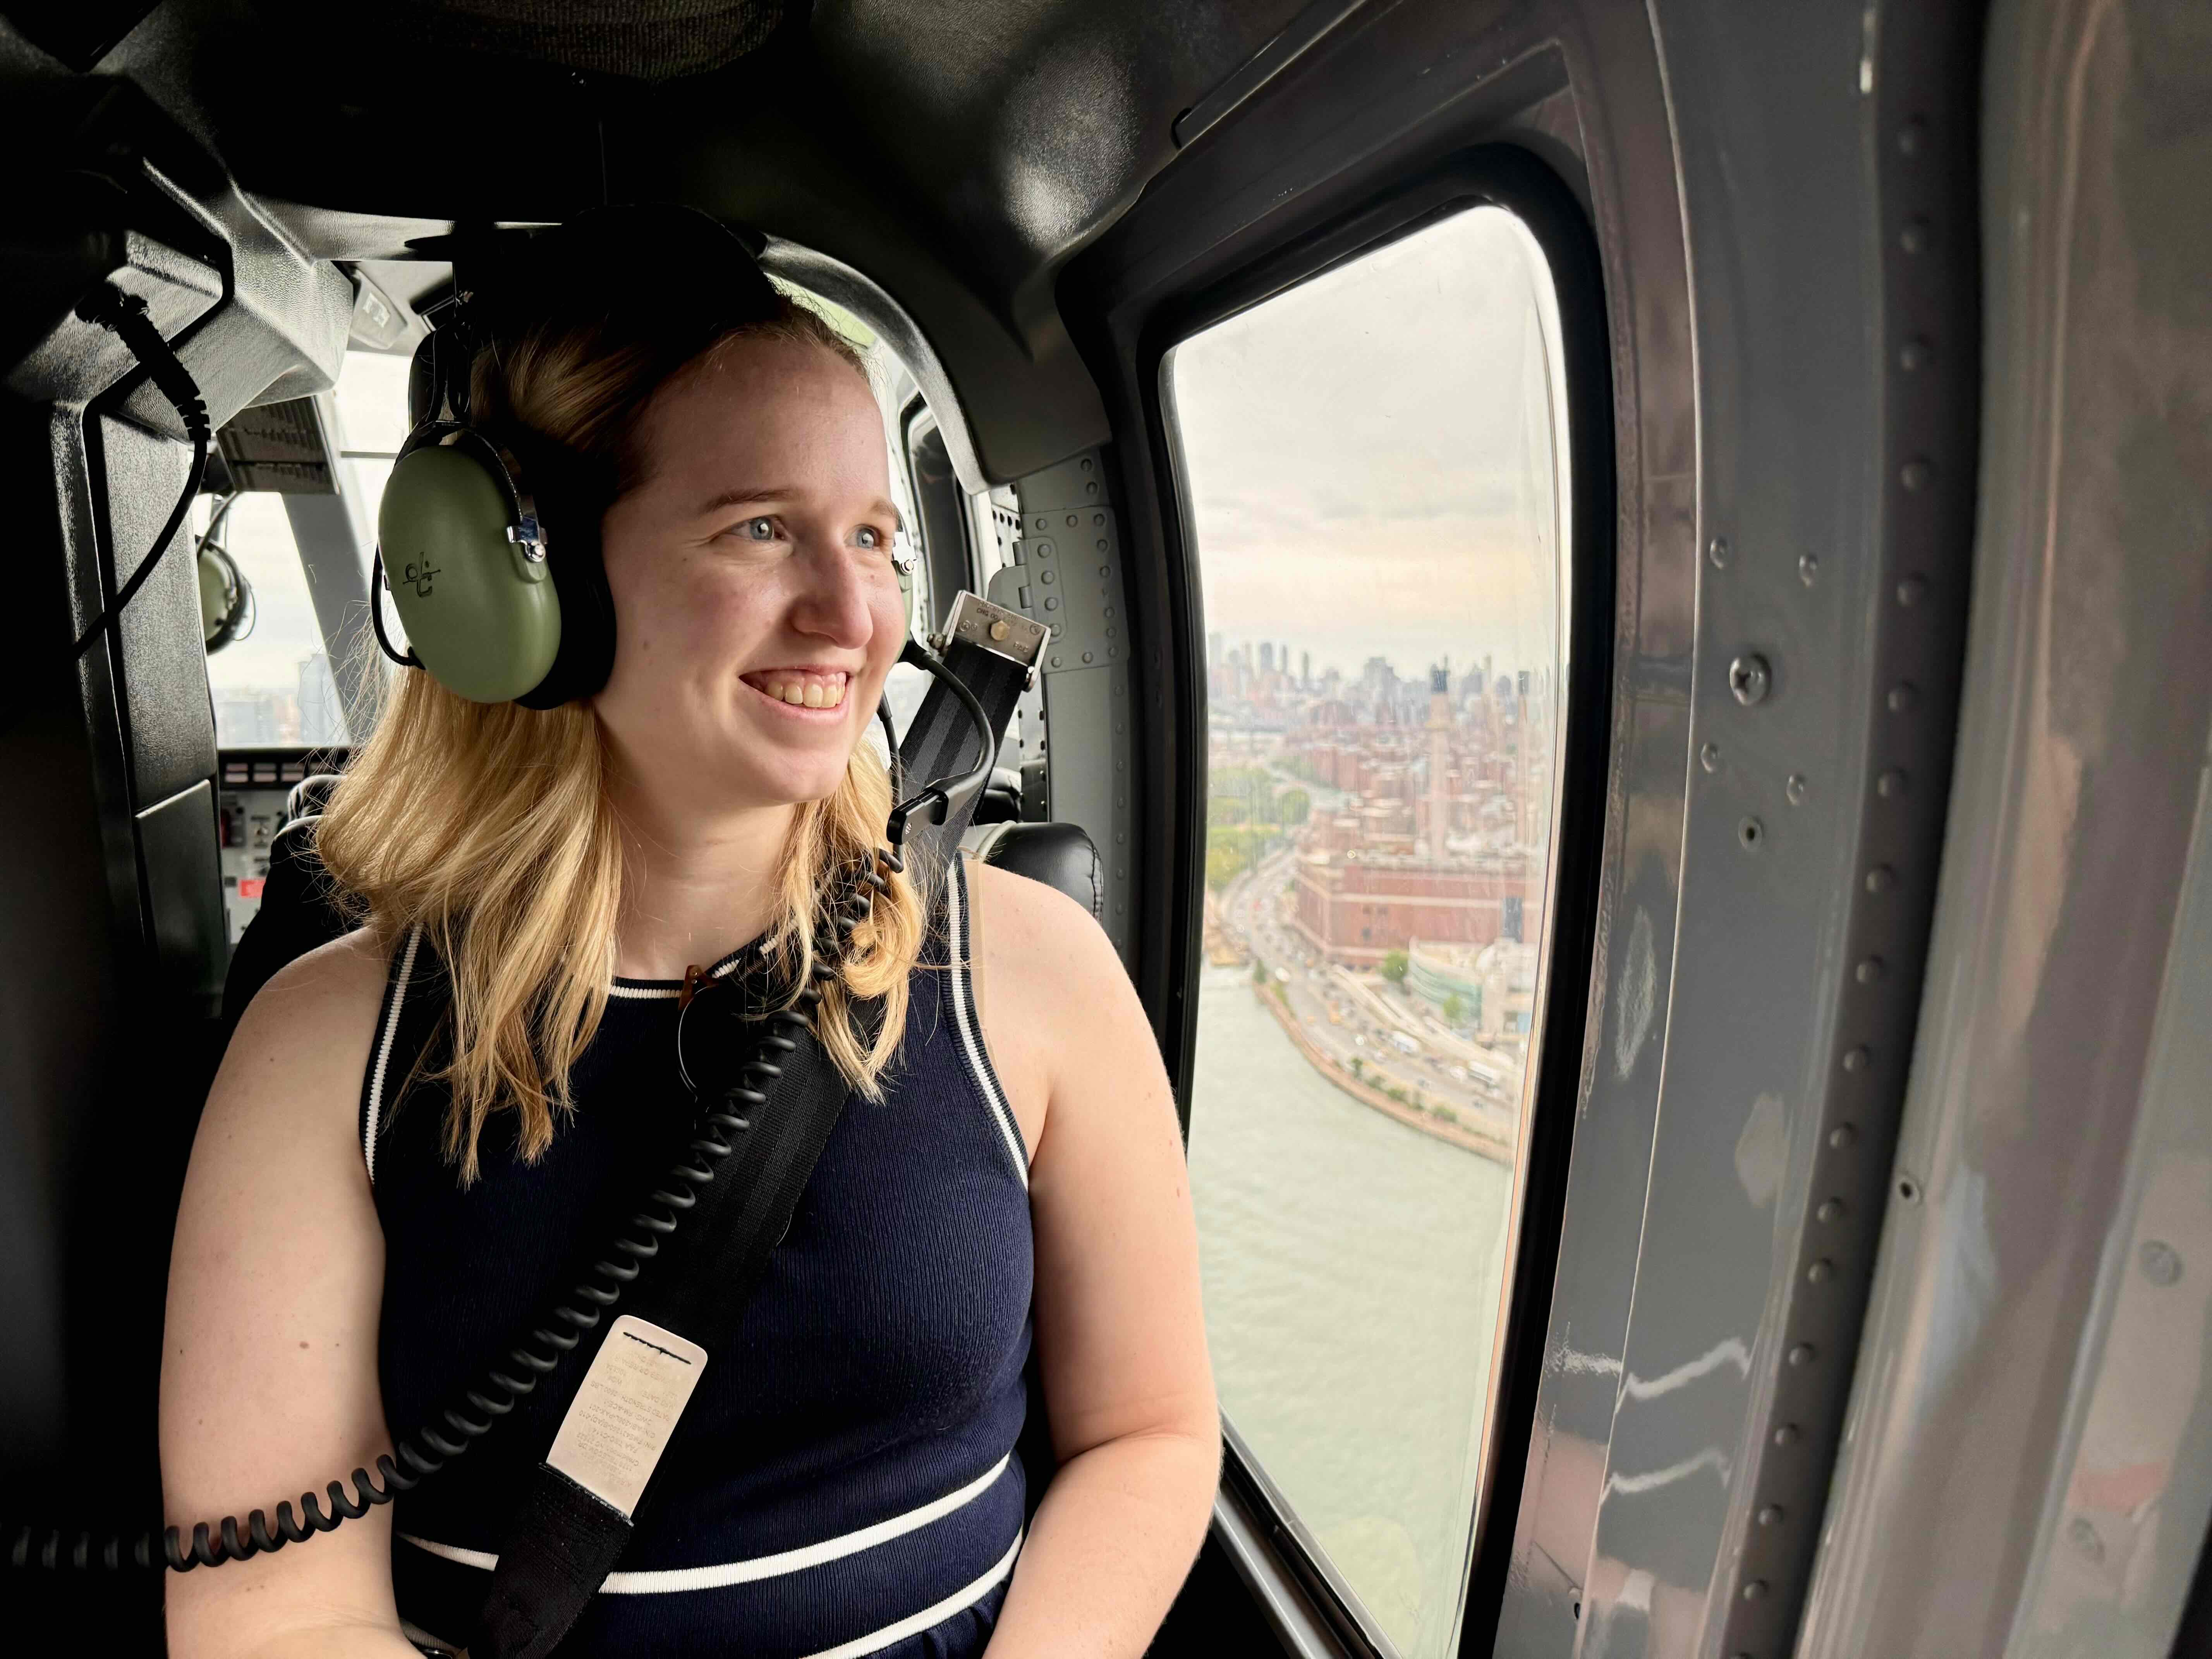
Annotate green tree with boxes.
[1381,949,1409,985]
[1349,1056,1364,1080]
[1274,787,1310,826]
[1251,958,1269,985]
[1441,991,1468,1026]
[1205,844,1241,891]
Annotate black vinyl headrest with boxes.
[967,821,1103,922]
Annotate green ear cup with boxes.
[380,443,562,703]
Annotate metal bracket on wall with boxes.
[984,449,1138,963]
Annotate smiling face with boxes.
[591,334,907,819]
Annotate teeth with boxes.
[751,672,847,709]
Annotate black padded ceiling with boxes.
[10,0,1321,479]
[376,0,793,82]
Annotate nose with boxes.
[787,537,878,651]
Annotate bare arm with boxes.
[968,863,1221,1658]
[161,932,419,1659]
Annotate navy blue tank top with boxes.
[361,855,1034,1657]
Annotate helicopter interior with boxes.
[5,0,2211,1656]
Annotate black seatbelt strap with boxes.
[474,1025,860,1659]
[896,592,1046,870]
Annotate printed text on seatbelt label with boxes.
[545,1316,708,1518]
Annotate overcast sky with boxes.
[209,208,1569,719]
[1171,205,1567,686]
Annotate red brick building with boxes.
[1291,853,1539,965]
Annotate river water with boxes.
[1186,964,1518,1658]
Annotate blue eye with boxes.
[856,526,882,550]
[741,517,776,542]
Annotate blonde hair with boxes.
[318,282,923,1182]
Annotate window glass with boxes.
[1169,205,1570,1657]
[202,492,350,747]
[204,349,413,748]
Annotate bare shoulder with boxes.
[206,928,391,1142]
[966,856,1123,995]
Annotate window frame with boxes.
[898,394,976,635]
[1139,146,1616,1659]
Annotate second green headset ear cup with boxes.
[380,443,563,703]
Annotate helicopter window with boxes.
[1166,203,1570,1658]
[201,492,352,749]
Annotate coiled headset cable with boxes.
[8,637,994,1577]
[68,285,215,659]
[9,841,899,1576]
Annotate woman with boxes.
[160,210,1218,1658]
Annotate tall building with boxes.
[1259,641,1275,677]
[1425,663,1453,857]
[1300,649,1311,689]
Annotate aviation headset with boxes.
[371,205,814,708]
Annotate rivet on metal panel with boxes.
[1743,1578,1770,1601]
[1096,539,1108,552]
[1083,651,1093,664]
[1099,565,1111,577]
[1701,742,1722,773]
[1729,654,1772,706]
[1756,1504,1785,1527]
[1865,864,1897,893]
[1899,338,1933,372]
[1896,1176,1922,1204]
[1040,569,1055,584]
[1856,957,1887,984]
[1900,458,1933,491]
[1708,536,1730,569]
[989,620,1008,642]
[1786,773,1808,805]
[1044,597,1060,611]
[1887,682,1919,713]
[2141,1240,2184,1286]
[1092,512,1105,526]
[1877,769,1910,798]
[1829,1123,1859,1150]
[1799,553,1819,586]
[1050,654,1061,668]
[1037,541,1053,558]
[1896,575,1927,607]
[1739,817,1764,850]
[1842,1046,1871,1073]
[1774,1424,1800,1448]
[1816,1199,1847,1224]
[1034,517,1048,531]
[1806,1260,1834,1285]
[1785,1345,1816,1369]
[1065,514,1079,528]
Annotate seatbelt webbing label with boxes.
[544,1316,708,1518]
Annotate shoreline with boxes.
[1249,978,1514,1165]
